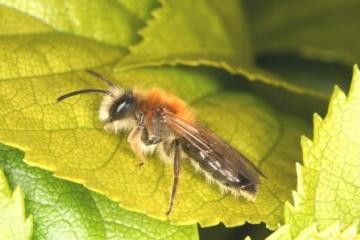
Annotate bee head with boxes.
[99,87,138,132]
[57,70,138,133]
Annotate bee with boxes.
[57,70,264,215]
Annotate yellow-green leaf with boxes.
[245,0,360,65]
[0,143,198,240]
[289,65,360,234]
[268,221,360,240]
[0,33,123,80]
[118,0,159,22]
[268,66,360,238]
[0,1,310,229]
[0,62,310,228]
[0,0,159,48]
[0,168,33,240]
[0,5,51,35]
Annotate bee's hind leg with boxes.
[166,139,181,216]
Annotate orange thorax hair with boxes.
[136,88,195,124]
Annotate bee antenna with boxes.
[86,70,114,87]
[57,89,109,102]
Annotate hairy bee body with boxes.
[58,71,263,215]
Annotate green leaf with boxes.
[0,1,310,229]
[118,0,254,70]
[245,0,360,65]
[0,0,159,48]
[268,222,360,240]
[0,61,310,228]
[0,143,198,240]
[116,0,329,98]
[0,3,124,78]
[0,5,51,35]
[0,168,33,240]
[268,65,360,238]
[118,0,159,22]
[0,33,123,79]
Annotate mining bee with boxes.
[57,70,264,215]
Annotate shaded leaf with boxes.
[245,0,360,65]
[252,55,352,118]
[0,143,198,240]
[116,0,328,98]
[118,0,254,70]
[257,55,352,100]
[0,168,33,240]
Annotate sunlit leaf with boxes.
[0,168,33,240]
[268,66,360,238]
[268,222,360,240]
[0,0,159,48]
[0,0,311,230]
[0,61,310,228]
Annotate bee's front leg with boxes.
[127,126,146,167]
[128,126,163,167]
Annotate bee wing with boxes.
[162,110,263,188]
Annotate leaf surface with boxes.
[0,168,33,240]
[0,0,159,48]
[0,143,198,240]
[0,63,310,228]
[268,222,360,240]
[116,0,329,98]
[268,66,360,238]
[0,1,311,229]
[118,0,254,70]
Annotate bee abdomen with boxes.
[179,139,256,198]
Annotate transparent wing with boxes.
[162,109,263,188]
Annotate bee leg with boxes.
[127,126,146,167]
[141,127,162,146]
[166,139,181,215]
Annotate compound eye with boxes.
[110,92,136,120]
[116,101,127,114]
